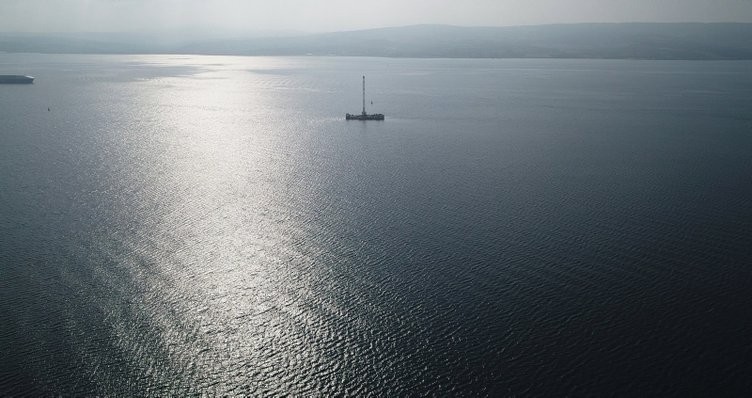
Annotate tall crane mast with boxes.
[362,75,366,116]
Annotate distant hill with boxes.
[3,23,752,59]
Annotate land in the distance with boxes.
[2,23,752,60]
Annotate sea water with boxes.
[1,54,752,395]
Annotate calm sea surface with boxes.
[1,54,752,396]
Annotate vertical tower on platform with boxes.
[346,75,385,121]
[362,75,366,116]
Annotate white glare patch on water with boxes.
[83,57,337,394]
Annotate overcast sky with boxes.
[2,0,752,34]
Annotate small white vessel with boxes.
[0,75,34,84]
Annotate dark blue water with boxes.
[1,54,752,396]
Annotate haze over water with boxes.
[1,54,752,395]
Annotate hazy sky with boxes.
[2,0,752,34]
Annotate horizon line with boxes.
[3,21,752,37]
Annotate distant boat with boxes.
[0,75,34,84]
[346,76,384,121]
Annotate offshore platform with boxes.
[346,76,384,121]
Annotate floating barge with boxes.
[346,76,384,121]
[0,75,34,84]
